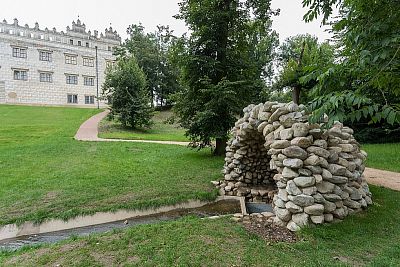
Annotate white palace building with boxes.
[0,18,121,107]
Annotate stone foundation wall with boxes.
[214,101,372,231]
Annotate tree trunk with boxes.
[214,137,227,156]
[292,41,306,105]
[292,86,300,105]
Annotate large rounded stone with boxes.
[332,207,346,219]
[291,137,312,148]
[286,180,302,195]
[307,146,330,158]
[282,167,299,179]
[293,176,316,188]
[269,107,289,122]
[324,201,337,213]
[343,199,362,209]
[271,140,291,149]
[316,181,335,194]
[275,207,291,222]
[283,158,303,169]
[293,123,309,137]
[286,221,300,231]
[338,144,355,153]
[323,194,342,202]
[280,128,294,140]
[328,164,347,176]
[304,155,320,166]
[291,213,309,227]
[325,175,348,184]
[304,204,325,215]
[286,201,303,213]
[289,194,315,207]
[310,215,325,224]
[282,146,308,160]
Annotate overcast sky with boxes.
[1,0,332,43]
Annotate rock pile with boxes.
[213,101,372,231]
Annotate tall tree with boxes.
[103,56,153,129]
[174,0,278,155]
[117,24,180,108]
[273,34,335,104]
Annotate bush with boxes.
[103,56,154,128]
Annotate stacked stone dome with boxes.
[215,101,372,231]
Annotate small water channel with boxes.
[0,199,241,251]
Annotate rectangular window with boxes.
[12,47,27,58]
[13,69,28,81]
[39,72,52,83]
[66,75,78,85]
[85,95,95,104]
[78,41,82,46]
[86,42,89,48]
[67,94,78,104]
[65,55,77,65]
[106,60,116,69]
[83,57,94,67]
[70,39,74,45]
[39,51,52,62]
[84,76,95,86]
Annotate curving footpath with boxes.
[74,109,190,146]
[75,110,400,192]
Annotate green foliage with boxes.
[303,0,400,130]
[174,0,278,153]
[103,56,153,129]
[272,34,335,103]
[309,90,400,127]
[302,0,341,23]
[117,24,181,107]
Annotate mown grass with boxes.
[98,110,189,142]
[1,186,399,266]
[363,143,400,172]
[0,105,222,226]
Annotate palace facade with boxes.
[0,18,120,107]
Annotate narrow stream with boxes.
[0,199,241,251]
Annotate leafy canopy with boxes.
[103,56,154,129]
[174,0,278,154]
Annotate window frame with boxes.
[39,50,52,62]
[13,69,28,81]
[83,76,95,86]
[39,72,53,83]
[67,94,78,104]
[12,46,27,58]
[85,95,95,104]
[83,57,95,67]
[65,54,77,65]
[66,74,78,85]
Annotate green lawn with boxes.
[0,105,222,226]
[98,110,189,142]
[363,143,400,173]
[1,186,400,266]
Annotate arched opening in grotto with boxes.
[221,114,279,204]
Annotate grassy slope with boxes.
[0,105,222,226]
[2,186,400,266]
[98,110,189,142]
[363,143,400,173]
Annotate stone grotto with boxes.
[213,101,373,231]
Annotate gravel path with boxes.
[74,109,190,146]
[364,167,400,192]
[75,110,400,191]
